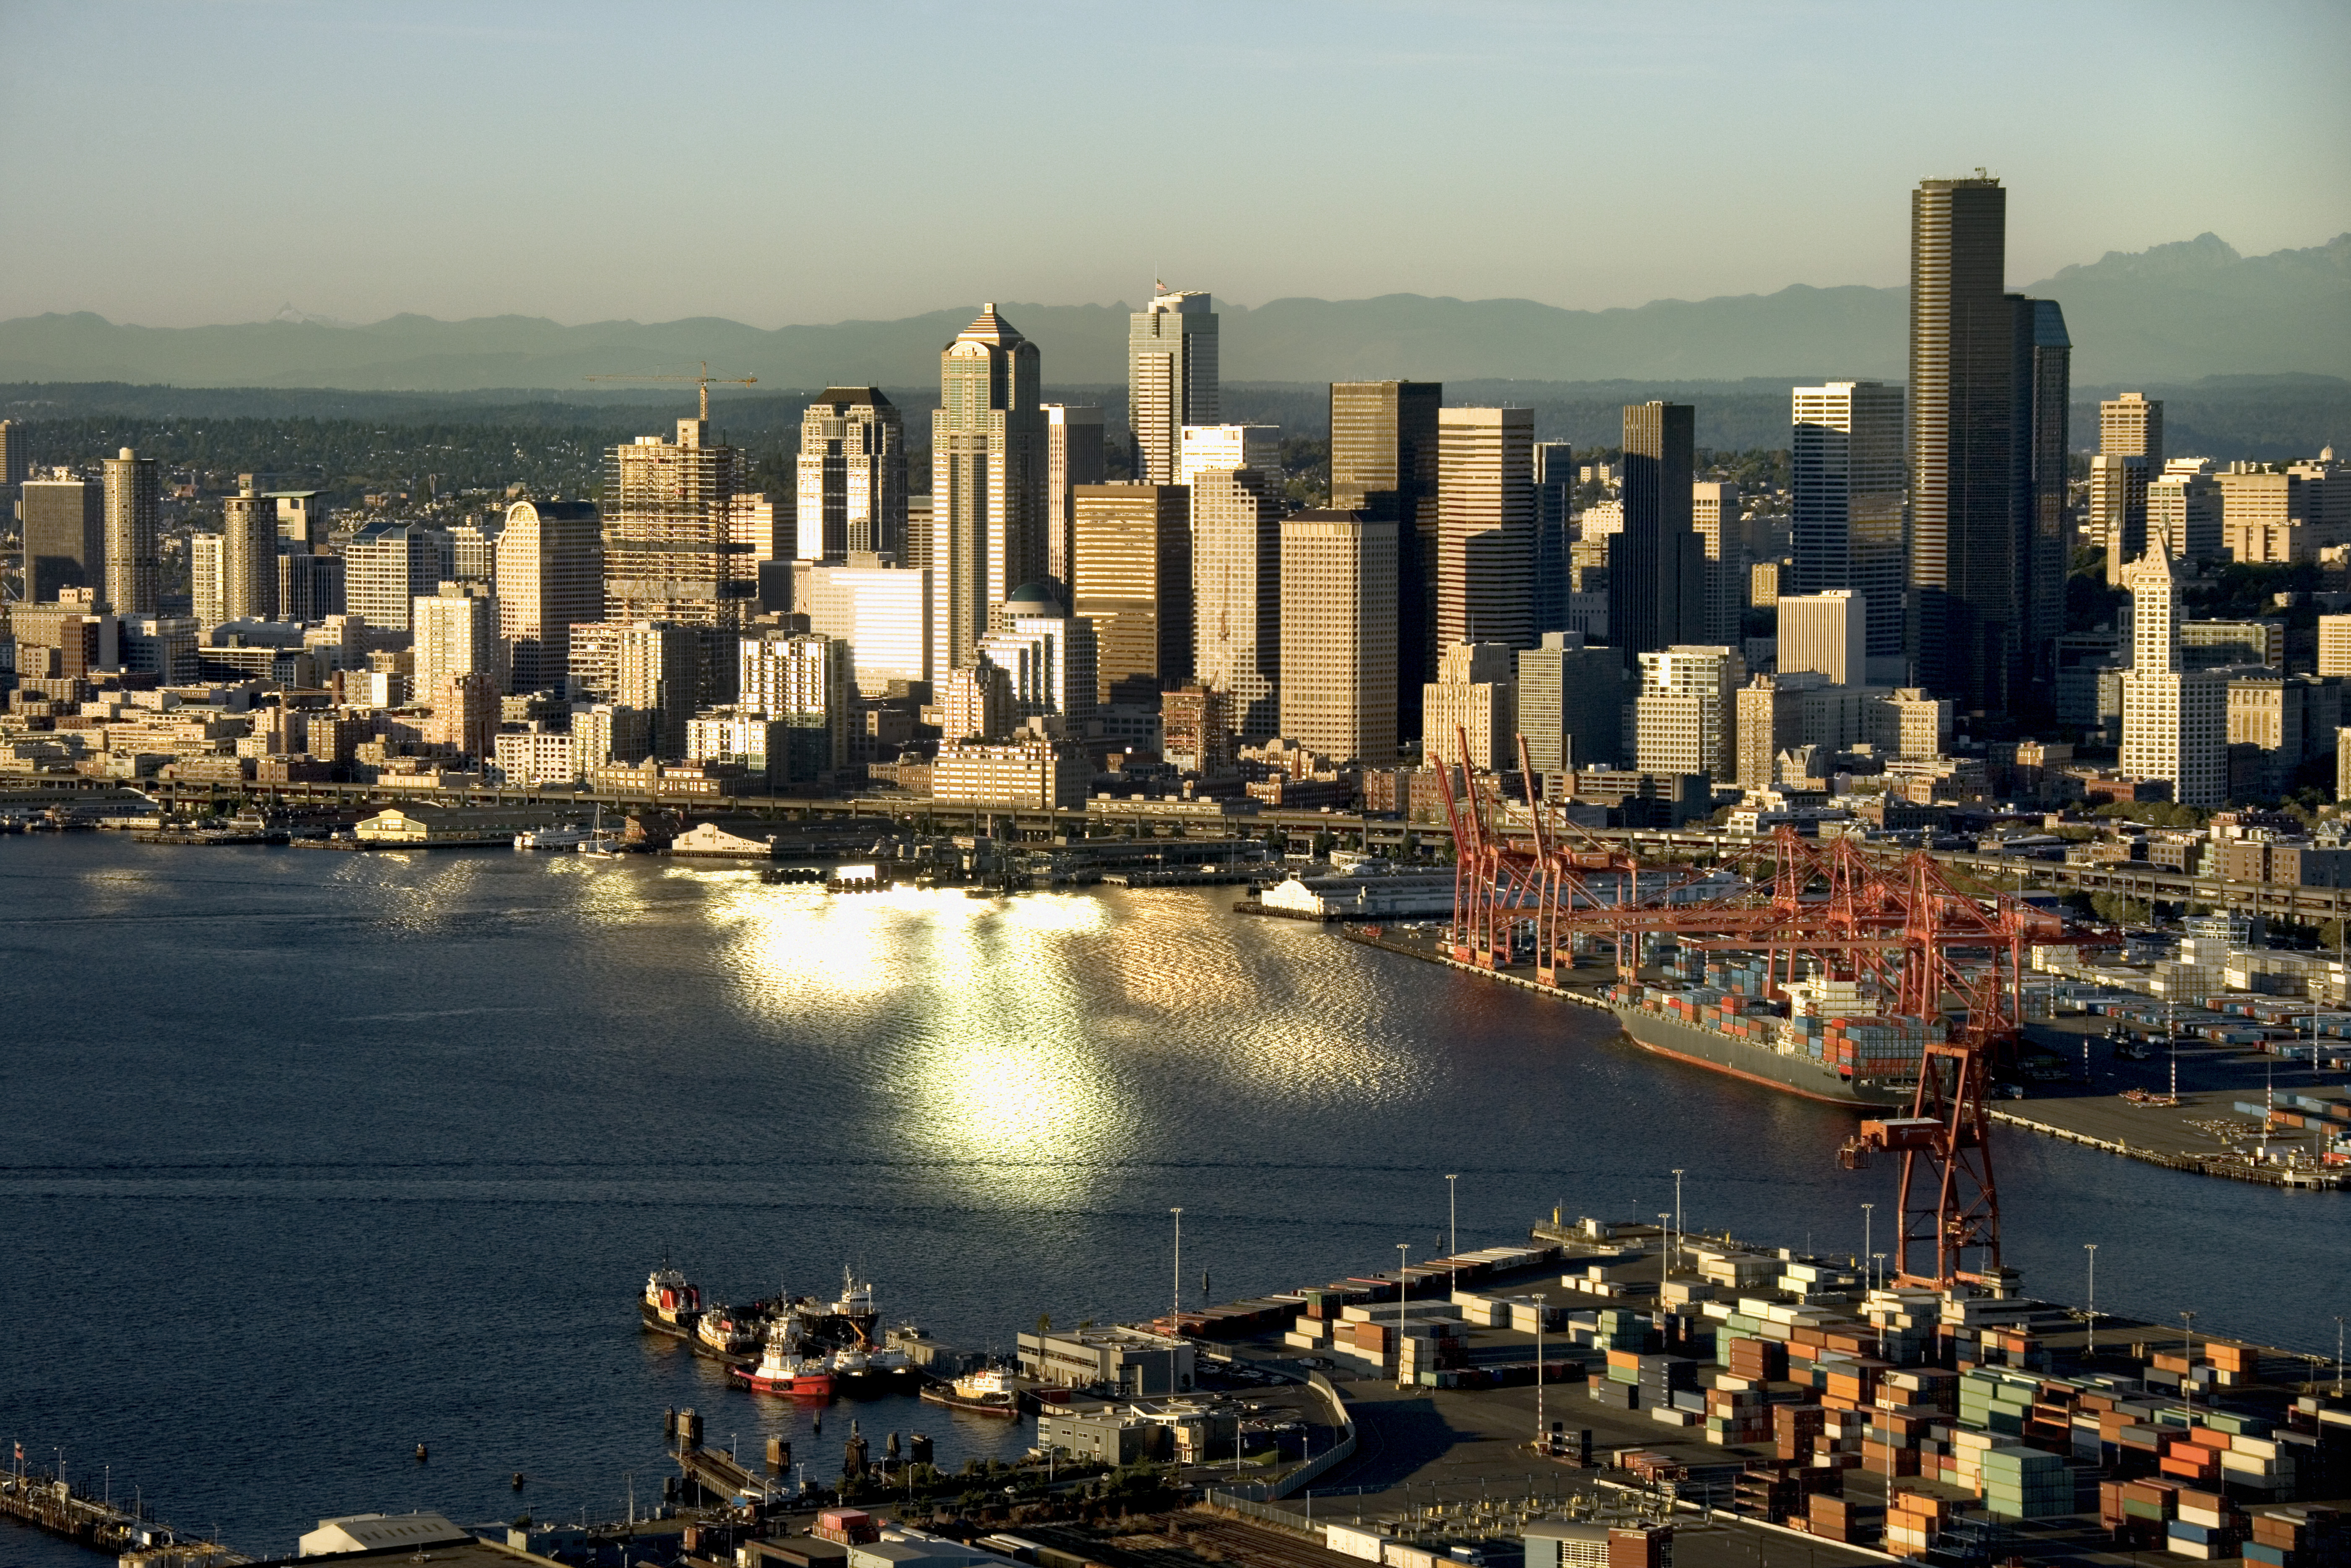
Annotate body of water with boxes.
[1,835,2341,1561]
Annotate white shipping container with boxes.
[1325,1526,1390,1562]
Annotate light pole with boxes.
[1171,1208,1183,1325]
[1447,1173,1459,1259]
[1671,1168,1686,1263]
[1396,1243,1412,1388]
[2181,1311,2198,1421]
[2084,1244,2098,1358]
[2336,1316,2345,1397]
[1862,1204,1875,1288]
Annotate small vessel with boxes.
[733,1331,836,1398]
[697,1305,765,1360]
[919,1367,1021,1418]
[827,1346,872,1384]
[515,826,587,850]
[865,1345,915,1384]
[641,1264,701,1336]
[580,802,623,858]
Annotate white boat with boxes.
[579,802,623,858]
[514,826,588,850]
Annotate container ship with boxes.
[1607,950,1929,1111]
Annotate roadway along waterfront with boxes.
[0,833,2342,1555]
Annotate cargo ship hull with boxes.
[1612,1004,1907,1111]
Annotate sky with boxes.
[3,0,2347,330]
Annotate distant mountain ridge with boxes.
[1,233,2342,391]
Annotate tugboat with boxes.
[826,1345,874,1391]
[696,1304,765,1362]
[641,1264,701,1339]
[917,1367,1021,1419]
[732,1327,836,1398]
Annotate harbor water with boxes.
[1,834,2343,1560]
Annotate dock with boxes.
[1,1464,245,1562]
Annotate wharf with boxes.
[1,1467,244,1561]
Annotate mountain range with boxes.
[0,233,2343,392]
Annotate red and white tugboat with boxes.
[732,1326,836,1399]
[640,1263,701,1339]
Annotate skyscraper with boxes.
[1907,175,2021,711]
[1279,509,1398,765]
[1435,407,1535,649]
[1072,483,1192,706]
[979,584,1099,738]
[1518,631,1626,773]
[1421,640,1517,772]
[605,413,761,706]
[1691,480,1747,647]
[19,471,103,606]
[1330,380,1442,733]
[221,488,278,622]
[413,583,504,699]
[1191,466,1283,742]
[1777,590,1866,686]
[1127,288,1218,484]
[1041,404,1104,591]
[796,387,907,565]
[2120,545,2226,807]
[933,304,1047,671]
[2093,392,2164,585]
[2018,300,2073,682]
[344,521,444,633]
[0,421,25,536]
[1634,644,1746,782]
[1179,424,1281,487]
[496,498,603,693]
[2100,392,2163,469]
[1608,402,1703,670]
[1531,442,1574,638]
[101,447,160,615]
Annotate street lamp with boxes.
[1862,1203,1875,1288]
[1171,1208,1183,1324]
[1447,1174,1459,1260]
[1671,1168,1686,1262]
[2337,1316,2345,1398]
[2084,1244,2098,1358]
[2181,1311,2198,1421]
[1396,1243,1412,1388]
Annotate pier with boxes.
[1,1462,245,1563]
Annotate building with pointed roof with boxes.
[932,304,1047,671]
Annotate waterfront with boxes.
[1,835,2344,1560]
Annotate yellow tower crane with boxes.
[585,360,757,421]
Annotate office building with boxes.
[1435,406,1535,649]
[932,733,1090,810]
[2019,299,2073,684]
[1128,287,1218,484]
[344,521,444,634]
[572,702,653,769]
[1072,483,1191,706]
[797,388,907,565]
[2091,455,2152,583]
[2119,545,2225,808]
[739,630,852,774]
[2217,469,2312,563]
[1278,509,1397,764]
[445,519,500,583]
[496,498,603,693]
[1178,423,1281,488]
[793,562,933,696]
[2150,460,2221,565]
[613,621,701,761]
[413,584,504,699]
[267,489,328,553]
[1634,644,1745,783]
[605,414,758,707]
[1331,379,1442,732]
[189,533,225,626]
[1735,672,1820,792]
[121,615,200,685]
[1421,641,1516,772]
[2323,615,2351,678]
[20,471,104,606]
[1041,403,1104,590]
[978,583,1099,738]
[943,656,1016,742]
[1162,684,1235,773]
[933,304,1047,670]
[1192,466,1283,742]
[1531,442,1574,638]
[0,420,23,522]
[1691,480,1748,646]
[1609,402,1703,670]
[278,552,344,625]
[1791,382,1907,669]
[1777,590,1866,686]
[221,488,278,623]
[2100,392,2164,471]
[101,447,160,615]
[1518,631,1626,774]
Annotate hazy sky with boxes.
[5,0,2346,329]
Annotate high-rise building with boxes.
[1040,404,1104,591]
[1609,402,1703,670]
[1531,442,1574,638]
[2101,393,2164,470]
[1161,684,1235,773]
[979,584,1099,738]
[0,421,25,536]
[605,414,759,707]
[1735,672,1822,792]
[2150,460,2221,565]
[267,489,328,553]
[793,563,934,696]
[278,552,344,624]
[1072,483,1192,706]
[19,471,104,605]
[496,498,603,693]
[595,620,700,761]
[2317,614,2351,678]
[101,447,160,615]
[1691,480,1748,647]
[1278,509,1397,765]
[2119,545,2226,807]
[2091,455,2151,584]
[2018,299,2073,683]
[445,519,501,583]
[943,657,1016,742]
[1789,380,1902,650]
[1517,630,1627,774]
[344,521,444,634]
[573,702,654,769]
[1777,590,1867,686]
[1634,644,1746,782]
[413,583,505,699]
[189,533,225,627]
[1435,407,1535,649]
[1192,466,1283,742]
[221,488,278,623]
[1128,287,1218,484]
[1178,424,1281,487]
[933,304,1047,671]
[797,388,907,566]
[739,630,853,774]
[1421,641,1516,772]
[1331,380,1442,735]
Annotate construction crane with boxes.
[585,360,757,421]
[1435,730,2104,1293]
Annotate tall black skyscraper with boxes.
[1330,380,1442,740]
[1608,401,1703,669]
[2017,297,2072,695]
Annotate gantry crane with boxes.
[585,360,757,420]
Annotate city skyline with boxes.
[2,1,2344,330]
